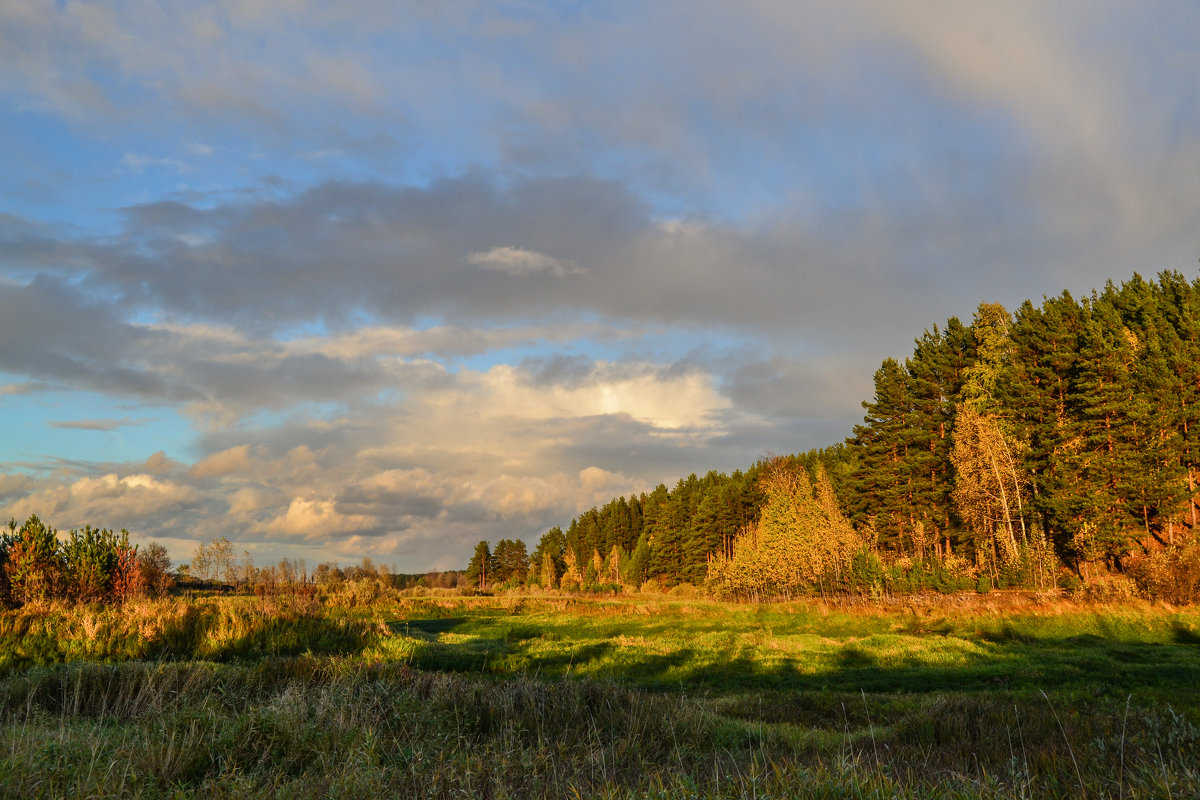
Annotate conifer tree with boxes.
[465,540,494,590]
[849,358,916,546]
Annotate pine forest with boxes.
[464,270,1200,603]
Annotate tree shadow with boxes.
[1171,620,1200,645]
[400,615,1200,709]
[392,617,468,636]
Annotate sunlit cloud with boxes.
[1,0,1198,570]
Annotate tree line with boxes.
[838,271,1200,584]
[470,271,1200,600]
[0,515,172,605]
[464,469,763,591]
[7,271,1200,604]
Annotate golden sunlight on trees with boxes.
[1,515,175,606]
[707,457,861,600]
[951,404,1026,566]
[950,302,1046,583]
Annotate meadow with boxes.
[1,591,1198,799]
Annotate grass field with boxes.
[1,592,1198,798]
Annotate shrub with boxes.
[1127,540,1200,604]
[1075,573,1141,602]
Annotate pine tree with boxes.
[465,540,494,590]
[493,538,529,585]
[531,527,567,578]
[1004,292,1085,555]
[849,358,917,547]
[4,515,61,604]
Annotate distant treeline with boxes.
[471,271,1200,601]
[463,468,764,592]
[0,519,471,610]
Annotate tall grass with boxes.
[0,596,383,672]
[1,594,1198,798]
[1,658,1197,799]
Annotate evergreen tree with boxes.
[531,527,566,578]
[465,540,495,589]
[3,515,61,604]
[626,530,651,587]
[849,358,917,547]
[493,538,529,585]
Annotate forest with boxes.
[466,270,1200,602]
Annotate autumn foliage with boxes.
[0,515,172,607]
[707,457,861,600]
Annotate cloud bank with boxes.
[2,1,1198,569]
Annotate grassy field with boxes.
[1,592,1198,798]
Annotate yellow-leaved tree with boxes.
[708,457,860,600]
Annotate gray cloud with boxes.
[3,1,1200,571]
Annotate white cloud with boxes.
[467,246,585,278]
[262,497,375,539]
[228,486,279,515]
[4,472,200,531]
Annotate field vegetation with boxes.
[1,590,1198,799]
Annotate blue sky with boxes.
[3,1,1200,570]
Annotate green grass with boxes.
[385,597,1200,702]
[1,593,1198,798]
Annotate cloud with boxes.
[3,0,1200,572]
[121,153,189,173]
[467,246,585,278]
[262,497,376,540]
[48,417,154,431]
[3,472,202,533]
[190,444,255,478]
[0,342,769,568]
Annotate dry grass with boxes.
[1,593,1198,798]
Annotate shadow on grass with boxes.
[1172,620,1200,645]
[390,618,468,636]
[404,619,1200,706]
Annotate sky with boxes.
[2,1,1200,571]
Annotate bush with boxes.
[1127,540,1200,604]
[1075,573,1141,602]
[1058,572,1082,592]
